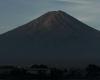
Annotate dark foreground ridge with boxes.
[0,64,100,80]
[0,10,100,66]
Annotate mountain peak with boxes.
[34,10,68,30]
[17,10,69,33]
[41,10,67,24]
[45,10,67,16]
[11,10,98,35]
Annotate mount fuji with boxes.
[0,10,100,67]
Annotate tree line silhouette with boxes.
[0,64,100,79]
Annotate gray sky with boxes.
[0,0,100,34]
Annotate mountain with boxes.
[0,10,100,67]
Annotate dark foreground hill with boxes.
[0,10,100,67]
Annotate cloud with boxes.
[57,0,91,4]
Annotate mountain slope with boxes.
[0,10,100,67]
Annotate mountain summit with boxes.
[13,10,98,34]
[0,10,100,67]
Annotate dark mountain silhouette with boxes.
[0,10,100,67]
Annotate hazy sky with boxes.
[0,0,100,34]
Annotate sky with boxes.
[0,0,100,34]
